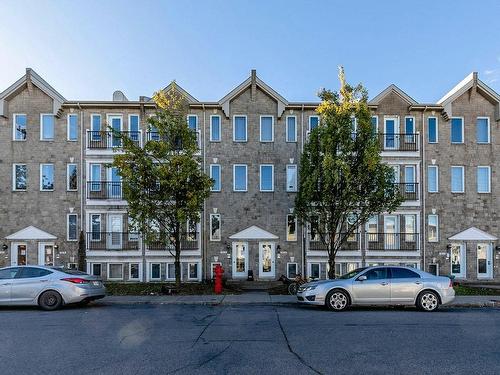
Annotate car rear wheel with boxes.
[326,289,349,311]
[38,290,63,311]
[417,291,439,312]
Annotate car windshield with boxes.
[338,267,367,279]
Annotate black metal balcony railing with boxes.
[87,232,140,251]
[309,233,360,251]
[146,232,199,251]
[146,131,201,149]
[87,181,123,200]
[394,182,419,201]
[366,233,419,251]
[87,131,141,149]
[378,133,419,151]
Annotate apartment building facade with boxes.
[1,68,499,282]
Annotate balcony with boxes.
[366,233,419,251]
[146,131,201,150]
[308,233,360,251]
[146,232,199,251]
[86,131,142,149]
[394,182,419,201]
[87,181,123,200]
[87,232,139,251]
[378,133,419,152]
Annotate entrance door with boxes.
[108,215,123,250]
[477,244,493,279]
[11,243,27,266]
[384,216,398,250]
[38,243,54,266]
[232,242,248,278]
[450,244,466,278]
[384,117,399,149]
[259,242,275,278]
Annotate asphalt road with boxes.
[0,303,499,375]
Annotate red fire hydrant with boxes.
[214,264,224,294]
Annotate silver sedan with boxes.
[297,266,455,312]
[0,265,105,310]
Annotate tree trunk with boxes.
[78,231,86,272]
[174,222,181,287]
[327,236,336,279]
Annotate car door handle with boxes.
[380,282,389,286]
[415,281,422,285]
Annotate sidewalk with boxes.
[101,293,500,308]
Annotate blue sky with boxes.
[1,0,499,102]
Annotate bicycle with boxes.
[279,273,308,295]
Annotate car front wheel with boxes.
[325,289,349,311]
[417,291,439,312]
[38,290,63,311]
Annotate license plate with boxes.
[92,281,101,287]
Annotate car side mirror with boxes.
[357,275,367,281]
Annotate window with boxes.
[233,115,247,142]
[0,268,19,279]
[309,116,319,132]
[309,216,320,241]
[260,116,274,142]
[366,216,378,242]
[233,165,247,191]
[40,164,54,191]
[287,263,298,278]
[370,116,378,135]
[91,214,101,241]
[286,215,297,241]
[210,115,221,141]
[428,215,438,242]
[260,165,274,192]
[451,166,464,193]
[286,116,297,142]
[404,166,416,192]
[210,214,221,241]
[129,114,140,142]
[450,117,464,143]
[476,117,490,143]
[405,117,415,143]
[350,117,357,139]
[18,267,52,278]
[428,117,438,143]
[40,114,55,140]
[477,166,491,193]
[67,164,78,191]
[67,214,78,241]
[309,263,320,279]
[166,263,176,280]
[90,164,101,191]
[13,164,27,191]
[188,263,199,280]
[404,215,416,242]
[67,114,78,141]
[150,263,161,280]
[187,115,197,131]
[128,217,139,241]
[362,268,388,280]
[108,264,124,280]
[128,263,140,280]
[390,267,420,279]
[427,165,438,193]
[286,165,297,192]
[210,164,221,192]
[91,263,102,277]
[13,114,27,140]
[91,114,101,141]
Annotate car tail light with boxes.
[61,277,90,284]
[449,279,453,288]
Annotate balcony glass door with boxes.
[107,167,122,199]
[108,215,123,250]
[232,242,248,278]
[109,115,122,147]
[384,216,398,250]
[384,117,399,149]
[404,166,416,194]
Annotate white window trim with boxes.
[371,115,379,133]
[128,114,140,131]
[210,213,221,241]
[107,263,124,281]
[308,262,321,280]
[187,114,198,130]
[67,213,78,241]
[427,165,439,193]
[106,114,123,131]
[260,164,274,192]
[148,262,161,281]
[476,117,490,144]
[286,115,297,142]
[90,263,102,277]
[188,262,201,281]
[66,163,78,191]
[210,164,221,192]
[287,262,298,278]
[308,115,320,132]
[210,115,221,142]
[428,214,439,242]
[12,163,27,191]
[259,115,274,142]
[428,116,439,143]
[12,113,27,141]
[166,262,180,281]
[233,164,248,192]
[40,113,55,141]
[286,214,297,242]
[451,166,465,193]
[233,115,248,142]
[450,117,464,144]
[40,163,54,191]
[129,263,142,281]
[477,166,491,193]
[286,164,298,192]
[91,114,102,131]
[67,113,78,141]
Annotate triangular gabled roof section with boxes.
[369,84,418,106]
[161,81,198,104]
[229,225,279,240]
[5,226,57,240]
[0,68,66,117]
[219,71,288,118]
[448,226,497,241]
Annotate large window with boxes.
[405,116,415,135]
[260,116,274,142]
[286,215,297,241]
[150,263,161,281]
[287,263,298,278]
[450,117,464,143]
[166,263,176,280]
[91,114,101,141]
[427,165,438,193]
[91,214,101,241]
[130,263,140,280]
[91,263,102,277]
[428,215,439,242]
[67,164,78,191]
[309,263,320,279]
[187,115,197,131]
[309,116,319,132]
[90,164,101,191]
[233,115,247,142]
[260,165,274,192]
[210,214,221,241]
[477,166,491,193]
[476,117,490,144]
[129,114,140,142]
[210,164,221,192]
[108,264,124,280]
[233,165,247,191]
[366,216,378,242]
[286,116,297,142]
[40,114,55,140]
[428,117,438,143]
[404,215,416,242]
[451,166,464,193]
[67,214,78,241]
[210,115,221,142]
[188,263,199,280]
[13,114,27,140]
[13,164,27,191]
[286,164,297,192]
[40,164,54,191]
[67,114,78,141]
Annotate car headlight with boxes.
[301,285,317,292]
